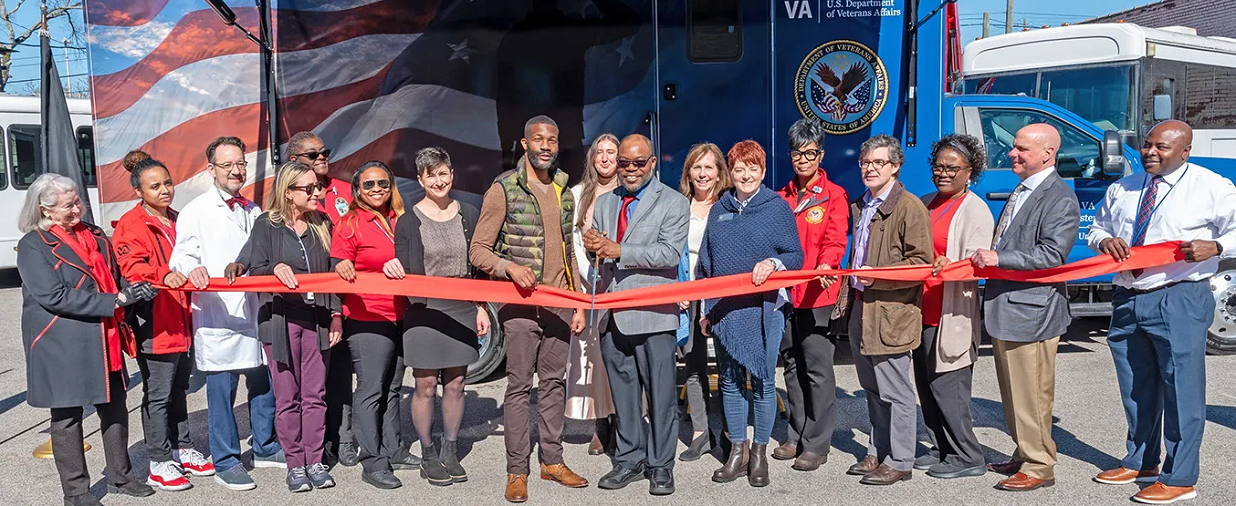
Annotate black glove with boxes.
[116,281,159,307]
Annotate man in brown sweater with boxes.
[470,115,588,503]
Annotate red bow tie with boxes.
[226,196,250,210]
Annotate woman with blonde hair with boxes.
[236,161,342,492]
[676,142,729,461]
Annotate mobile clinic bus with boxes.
[0,94,96,270]
[963,23,1236,353]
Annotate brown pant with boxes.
[501,306,572,474]
[992,336,1060,480]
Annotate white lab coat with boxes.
[168,187,265,372]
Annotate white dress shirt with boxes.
[1087,162,1236,290]
[995,166,1057,247]
[168,186,266,372]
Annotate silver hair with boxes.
[860,134,906,166]
[18,173,78,233]
[788,118,826,151]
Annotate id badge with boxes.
[305,292,316,303]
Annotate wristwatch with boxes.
[1217,241,1224,256]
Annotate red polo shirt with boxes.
[330,210,404,322]
[776,169,850,308]
[320,176,353,225]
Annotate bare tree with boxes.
[0,0,83,92]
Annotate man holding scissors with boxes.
[584,134,689,496]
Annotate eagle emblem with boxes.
[794,40,889,135]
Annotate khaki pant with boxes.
[992,336,1060,480]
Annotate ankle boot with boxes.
[440,439,467,483]
[588,418,607,455]
[419,443,452,486]
[748,443,769,487]
[712,440,749,483]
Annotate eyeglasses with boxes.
[212,160,248,171]
[858,159,893,170]
[289,183,324,194]
[790,149,820,161]
[293,148,332,161]
[361,179,392,190]
[617,158,650,169]
[931,164,969,176]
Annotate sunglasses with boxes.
[362,179,392,190]
[294,148,332,161]
[617,158,650,169]
[290,183,323,193]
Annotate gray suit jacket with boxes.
[983,170,1081,342]
[592,180,690,335]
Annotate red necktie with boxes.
[1131,175,1162,277]
[226,195,250,210]
[615,194,635,242]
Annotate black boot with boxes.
[440,439,467,483]
[419,443,452,486]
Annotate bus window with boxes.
[964,72,1036,97]
[10,124,41,189]
[1037,65,1136,133]
[1184,63,1236,130]
[687,0,742,62]
[978,108,1109,180]
[0,126,6,191]
[77,126,96,187]
[1142,58,1186,135]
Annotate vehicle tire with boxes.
[1207,260,1236,355]
[465,303,506,384]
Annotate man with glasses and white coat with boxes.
[170,137,285,491]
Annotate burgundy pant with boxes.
[264,320,330,469]
[501,306,572,474]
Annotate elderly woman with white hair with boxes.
[16,173,159,506]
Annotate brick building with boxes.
[1083,0,1236,39]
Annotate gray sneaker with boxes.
[254,449,287,469]
[214,464,257,491]
[306,463,336,489]
[286,467,312,493]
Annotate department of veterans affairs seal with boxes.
[795,40,889,135]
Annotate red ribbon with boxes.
[167,242,1185,310]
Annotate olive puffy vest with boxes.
[494,162,576,289]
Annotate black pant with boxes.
[781,306,838,456]
[679,301,712,434]
[912,325,984,467]
[601,322,678,470]
[137,352,192,462]
[50,371,135,498]
[326,333,354,450]
[346,319,404,472]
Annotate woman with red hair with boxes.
[696,140,803,488]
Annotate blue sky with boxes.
[6,6,87,94]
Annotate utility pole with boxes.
[983,12,990,38]
[1005,0,1014,34]
[62,39,70,94]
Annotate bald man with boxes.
[1086,120,1236,504]
[971,123,1080,492]
[583,134,689,496]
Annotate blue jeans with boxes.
[1108,280,1211,487]
[716,311,784,445]
[206,365,281,470]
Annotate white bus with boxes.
[0,94,97,270]
[962,22,1236,162]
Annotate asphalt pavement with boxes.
[0,277,1233,505]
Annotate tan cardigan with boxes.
[920,191,994,373]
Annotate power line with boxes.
[5,71,88,84]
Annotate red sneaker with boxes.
[175,448,216,476]
[147,461,193,491]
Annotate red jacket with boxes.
[777,169,850,308]
[113,203,192,354]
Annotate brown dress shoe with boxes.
[996,472,1055,491]
[1094,467,1160,485]
[588,433,605,456]
[1133,482,1197,504]
[847,455,879,476]
[771,442,798,461]
[748,444,769,487]
[792,451,827,472]
[540,463,589,488]
[505,474,528,503]
[859,464,912,486]
[987,459,1024,475]
[712,441,749,483]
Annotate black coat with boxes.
[395,201,483,308]
[18,225,131,409]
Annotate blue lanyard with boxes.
[1131,165,1188,244]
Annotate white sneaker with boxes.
[174,448,217,476]
[147,460,193,491]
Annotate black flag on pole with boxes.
[40,22,93,224]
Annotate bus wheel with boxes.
[1208,263,1236,355]
[465,303,507,384]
